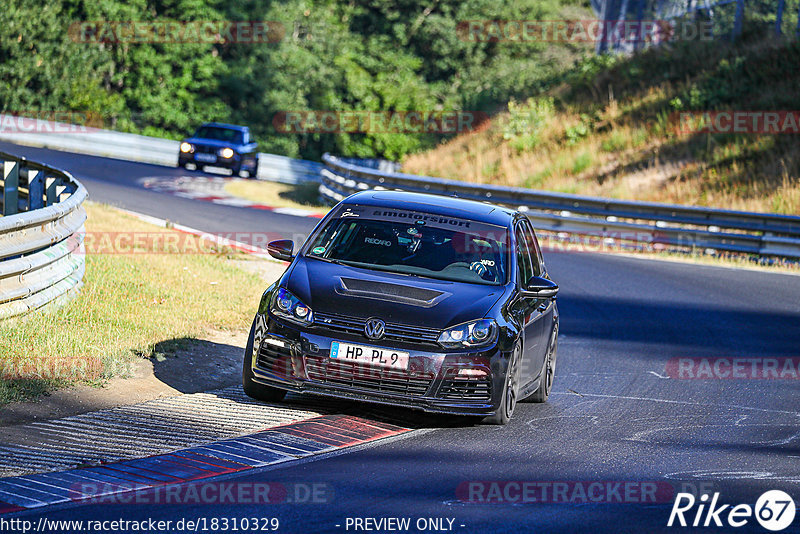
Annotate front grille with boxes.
[438,375,492,402]
[304,356,434,397]
[314,312,440,346]
[194,145,216,154]
[257,339,293,376]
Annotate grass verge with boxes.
[224,180,329,212]
[0,202,269,405]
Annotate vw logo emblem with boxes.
[364,318,385,340]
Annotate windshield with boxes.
[305,215,509,285]
[193,126,244,144]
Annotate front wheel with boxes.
[242,318,288,402]
[482,342,522,425]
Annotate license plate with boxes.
[195,153,216,163]
[330,341,409,370]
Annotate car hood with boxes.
[284,257,506,330]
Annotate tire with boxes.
[526,325,558,403]
[482,342,522,425]
[232,162,242,177]
[242,318,288,402]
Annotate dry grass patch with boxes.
[224,180,329,212]
[402,37,800,215]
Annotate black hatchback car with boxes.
[178,122,259,177]
[243,191,559,424]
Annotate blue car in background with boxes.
[178,122,259,177]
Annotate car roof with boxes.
[198,122,248,131]
[341,190,517,227]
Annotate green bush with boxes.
[566,115,591,145]
[601,129,628,152]
[572,152,593,174]
[503,97,555,152]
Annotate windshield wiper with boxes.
[309,256,354,267]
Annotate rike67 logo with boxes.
[668,490,796,531]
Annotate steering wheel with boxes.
[469,261,495,282]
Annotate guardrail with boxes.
[0,151,87,320]
[320,153,800,259]
[0,114,321,184]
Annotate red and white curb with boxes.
[0,413,410,513]
[141,175,326,218]
[0,386,333,479]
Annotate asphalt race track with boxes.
[2,141,800,533]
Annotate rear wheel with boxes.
[242,318,288,402]
[527,326,557,403]
[482,342,522,425]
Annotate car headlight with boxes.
[219,147,235,159]
[437,319,497,349]
[270,288,313,325]
[180,142,193,153]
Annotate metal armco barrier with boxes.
[320,153,800,259]
[0,151,87,320]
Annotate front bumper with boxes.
[179,152,239,169]
[249,313,506,417]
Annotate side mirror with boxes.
[267,239,294,262]
[521,276,559,299]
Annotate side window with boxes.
[515,225,533,286]
[522,221,543,277]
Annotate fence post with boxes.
[635,0,646,51]
[775,0,785,35]
[28,170,45,210]
[597,0,611,54]
[732,0,744,39]
[796,2,800,36]
[46,176,60,206]
[3,161,20,216]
